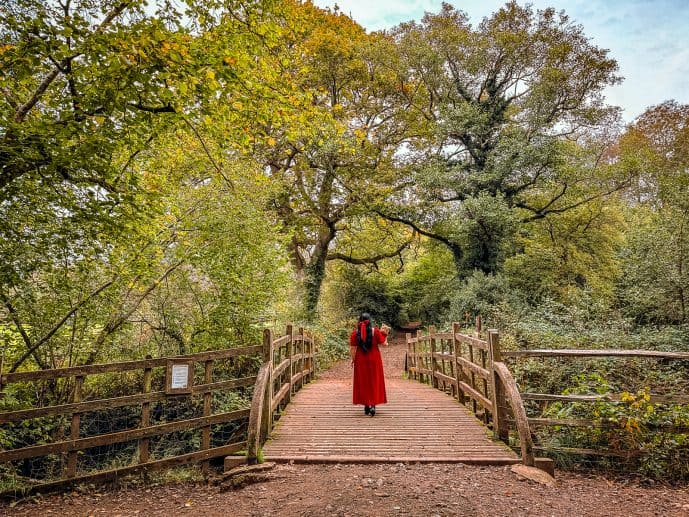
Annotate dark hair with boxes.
[356,312,373,352]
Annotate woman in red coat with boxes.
[350,312,387,416]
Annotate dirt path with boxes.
[5,337,689,516]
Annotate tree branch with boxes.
[9,280,115,372]
[13,1,133,123]
[327,237,414,265]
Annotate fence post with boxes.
[453,323,466,404]
[261,328,273,443]
[66,375,84,478]
[201,359,213,474]
[286,324,293,403]
[429,325,437,389]
[299,327,306,387]
[140,356,153,464]
[488,330,509,442]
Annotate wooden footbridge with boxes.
[3,320,689,497]
[262,377,517,464]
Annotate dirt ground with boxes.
[4,337,689,516]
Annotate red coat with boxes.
[350,327,387,406]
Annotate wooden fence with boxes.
[406,318,689,467]
[502,348,689,459]
[0,326,315,496]
[406,318,536,467]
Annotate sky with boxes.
[313,0,689,123]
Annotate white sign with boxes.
[170,364,190,389]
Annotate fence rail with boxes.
[0,326,315,497]
[406,318,689,467]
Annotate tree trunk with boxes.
[303,228,336,320]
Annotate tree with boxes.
[380,1,623,276]
[616,101,689,324]
[0,0,297,371]
[254,4,417,317]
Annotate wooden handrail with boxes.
[247,362,271,465]
[2,345,264,383]
[246,325,316,464]
[492,361,534,467]
[503,349,689,360]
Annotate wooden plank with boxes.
[521,392,689,404]
[455,333,488,351]
[527,417,614,428]
[272,335,291,348]
[456,356,490,380]
[66,375,83,478]
[2,346,263,384]
[272,382,290,411]
[273,358,290,378]
[433,371,458,387]
[0,409,250,462]
[139,358,153,464]
[433,332,453,340]
[502,349,689,360]
[0,376,257,424]
[526,417,689,432]
[201,360,213,474]
[0,442,246,498]
[291,371,304,386]
[532,446,632,458]
[458,381,493,411]
[263,378,517,464]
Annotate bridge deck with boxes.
[263,377,518,464]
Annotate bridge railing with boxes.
[405,318,536,466]
[407,320,689,468]
[0,325,315,496]
[246,326,315,464]
[502,348,689,460]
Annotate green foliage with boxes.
[447,270,511,325]
[538,382,689,482]
[618,206,689,325]
[335,267,403,327]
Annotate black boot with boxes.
[364,405,370,415]
[369,406,376,417]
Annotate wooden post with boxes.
[201,359,213,474]
[429,325,437,389]
[440,335,446,392]
[286,325,293,403]
[261,328,273,443]
[481,349,489,424]
[66,375,84,478]
[414,329,426,382]
[488,330,509,442]
[299,327,308,389]
[453,323,466,404]
[476,316,486,421]
[468,338,477,416]
[140,356,153,464]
